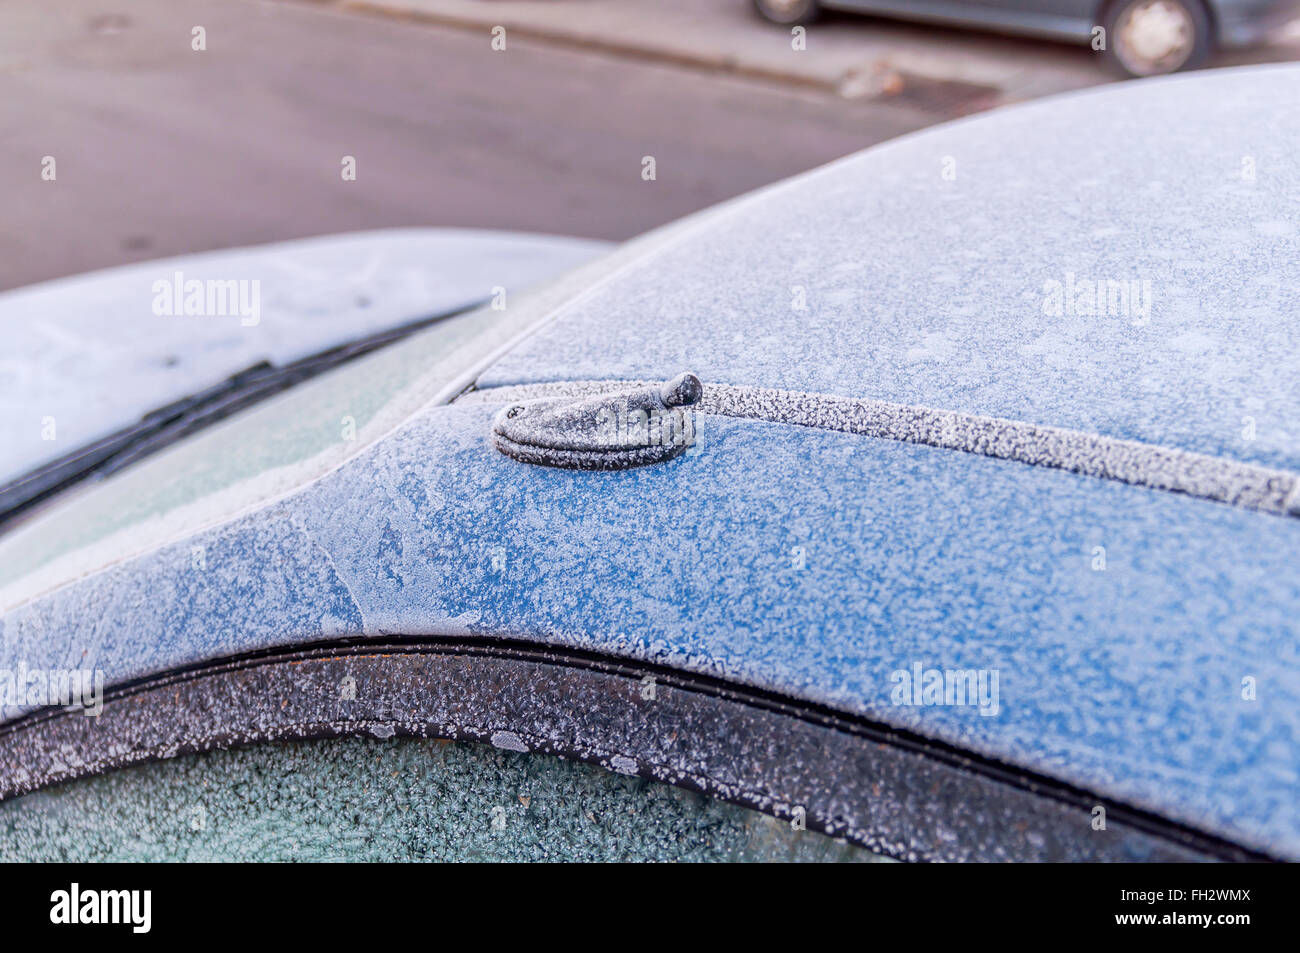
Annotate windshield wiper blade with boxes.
[0,302,484,534]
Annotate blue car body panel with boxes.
[3,403,1298,856]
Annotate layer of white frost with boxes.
[0,228,610,486]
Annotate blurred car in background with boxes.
[753,0,1300,76]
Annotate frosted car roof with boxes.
[480,65,1300,474]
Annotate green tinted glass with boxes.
[0,736,889,862]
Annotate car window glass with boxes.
[0,736,889,863]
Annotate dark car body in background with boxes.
[819,0,1296,44]
[756,0,1300,74]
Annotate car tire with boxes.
[1101,0,1213,77]
[753,0,821,27]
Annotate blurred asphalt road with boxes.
[348,0,1300,99]
[0,0,936,290]
[5,0,1297,292]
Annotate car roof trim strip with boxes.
[459,379,1300,519]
